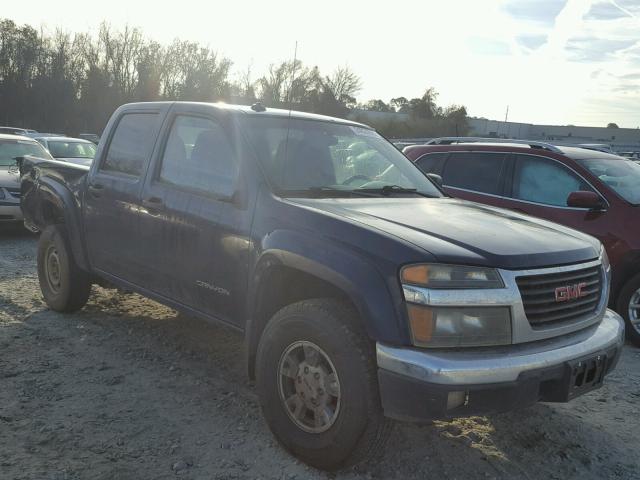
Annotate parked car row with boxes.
[404,137,640,346]
[18,102,625,470]
[0,134,53,223]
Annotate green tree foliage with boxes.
[607,122,619,129]
[0,19,467,139]
[353,89,469,138]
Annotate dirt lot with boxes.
[1,227,639,480]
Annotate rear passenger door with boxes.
[500,154,608,237]
[438,151,508,204]
[138,104,252,326]
[84,106,167,283]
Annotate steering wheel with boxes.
[341,174,372,186]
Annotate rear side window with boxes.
[442,152,506,195]
[512,155,593,207]
[415,152,447,174]
[102,113,160,177]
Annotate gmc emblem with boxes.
[555,282,588,302]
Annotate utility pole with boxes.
[503,105,509,138]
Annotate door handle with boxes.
[88,183,104,197]
[142,196,164,209]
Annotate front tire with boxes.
[255,299,391,471]
[37,225,91,312]
[617,273,640,347]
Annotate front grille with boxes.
[516,264,602,327]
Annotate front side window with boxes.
[159,115,237,196]
[442,152,506,195]
[577,156,640,205]
[512,155,592,207]
[0,139,52,166]
[102,113,160,177]
[240,116,441,197]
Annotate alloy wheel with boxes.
[628,288,640,335]
[277,340,341,434]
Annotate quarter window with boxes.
[102,113,160,177]
[512,155,593,207]
[442,152,506,195]
[159,115,237,196]
[415,152,447,174]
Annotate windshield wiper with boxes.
[357,185,436,198]
[280,187,378,198]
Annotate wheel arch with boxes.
[35,179,90,271]
[244,233,404,380]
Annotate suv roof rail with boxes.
[425,137,564,154]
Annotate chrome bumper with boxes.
[377,309,625,386]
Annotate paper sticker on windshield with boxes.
[350,126,380,138]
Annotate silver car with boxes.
[0,134,52,223]
[34,136,97,167]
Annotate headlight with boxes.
[400,264,503,289]
[401,263,510,347]
[407,304,511,347]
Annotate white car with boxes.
[0,134,52,223]
[34,136,97,167]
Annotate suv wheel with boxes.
[255,299,391,470]
[37,225,92,312]
[617,273,640,347]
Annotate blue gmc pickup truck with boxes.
[20,102,624,470]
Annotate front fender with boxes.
[248,229,407,344]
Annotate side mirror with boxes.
[427,173,443,187]
[566,191,605,210]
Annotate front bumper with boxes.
[377,309,625,422]
[0,203,23,222]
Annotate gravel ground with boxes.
[1,226,639,480]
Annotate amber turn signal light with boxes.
[407,304,434,344]
[401,265,429,286]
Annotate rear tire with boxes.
[617,273,640,347]
[255,298,391,471]
[37,225,91,312]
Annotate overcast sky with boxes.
[3,0,640,128]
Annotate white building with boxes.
[468,117,640,153]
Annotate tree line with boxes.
[0,19,468,138]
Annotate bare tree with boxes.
[323,66,361,102]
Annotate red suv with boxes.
[404,138,640,346]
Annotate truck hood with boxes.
[0,166,20,188]
[289,197,600,269]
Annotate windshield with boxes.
[577,157,640,204]
[0,139,51,166]
[241,116,442,197]
[48,141,96,159]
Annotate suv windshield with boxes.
[48,141,96,159]
[577,157,640,204]
[241,116,442,198]
[0,139,51,166]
